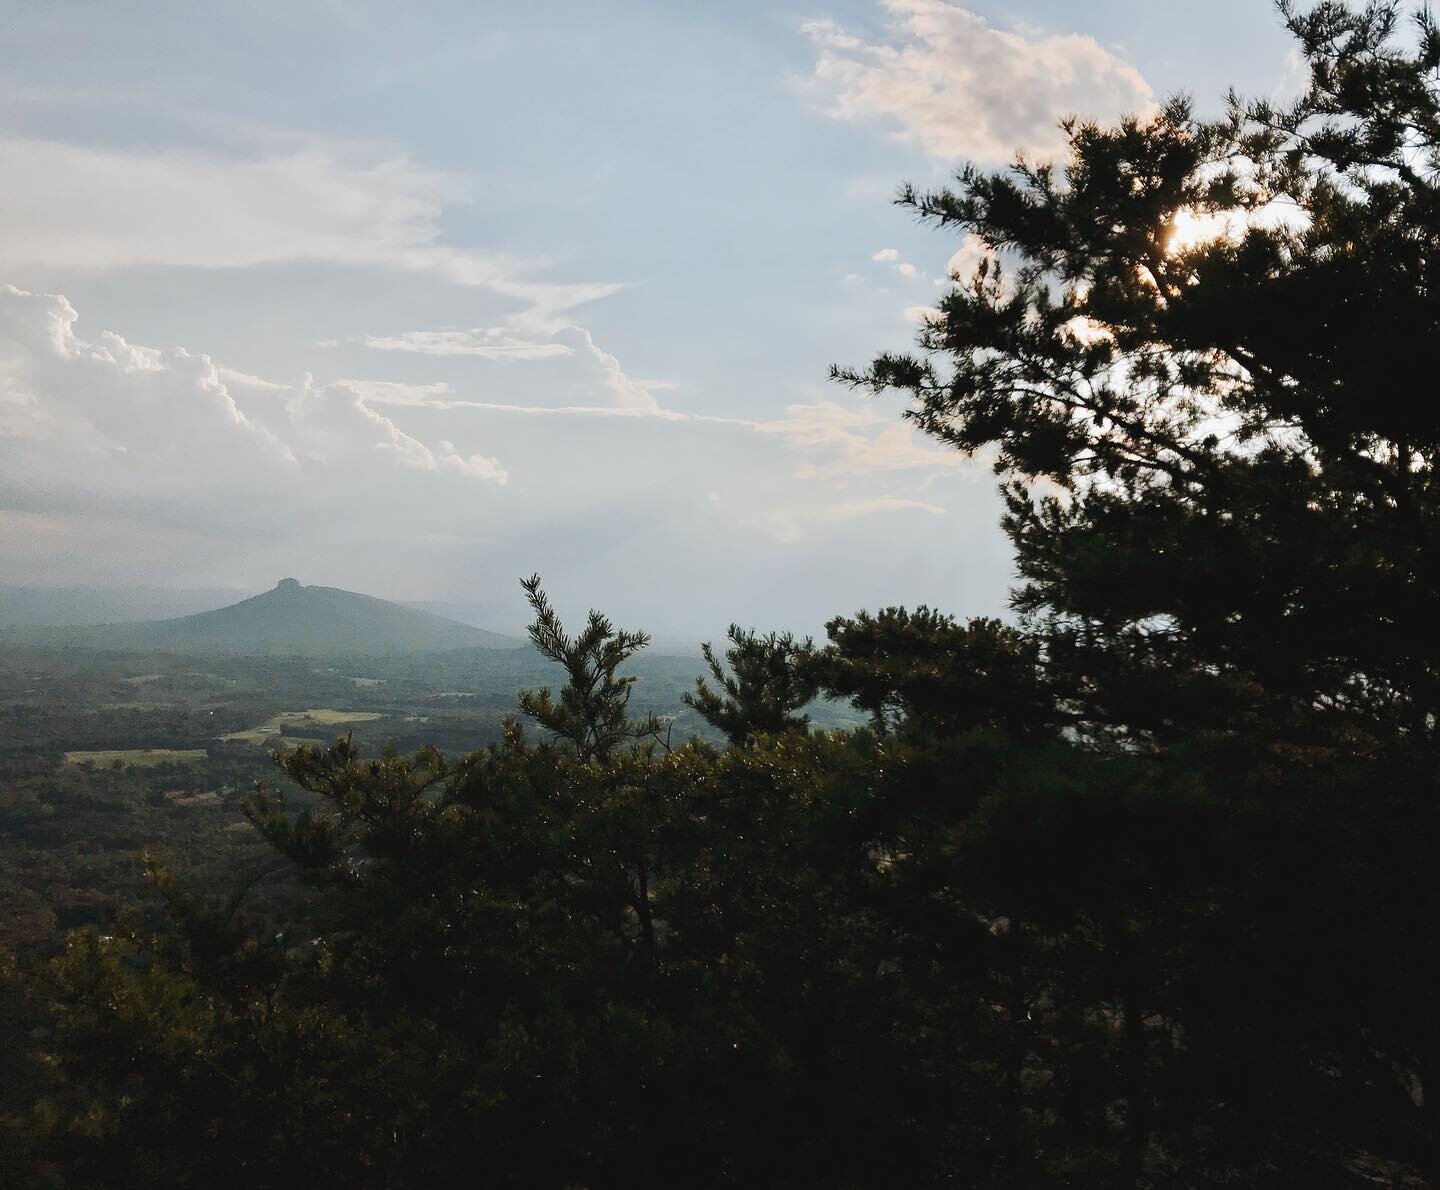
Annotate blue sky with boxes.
[1,1,1297,636]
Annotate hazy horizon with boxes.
[0,577,701,644]
[1,0,1297,638]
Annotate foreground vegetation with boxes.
[0,644,740,961]
[4,3,1438,1185]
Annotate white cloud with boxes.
[0,135,624,348]
[0,285,508,533]
[308,379,964,495]
[0,136,468,276]
[902,305,943,325]
[362,328,572,360]
[753,397,972,480]
[837,496,946,515]
[1060,314,1112,346]
[0,285,292,472]
[567,327,663,415]
[333,379,456,407]
[288,379,507,483]
[1163,200,1308,256]
[946,234,993,283]
[0,287,1005,623]
[285,380,424,469]
[0,138,690,475]
[215,366,291,395]
[358,321,664,418]
[801,0,1154,162]
[870,247,928,284]
[348,325,677,420]
[0,281,963,584]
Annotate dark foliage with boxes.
[684,626,818,745]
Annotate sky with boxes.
[0,0,1299,637]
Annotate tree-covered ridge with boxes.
[4,3,1438,1186]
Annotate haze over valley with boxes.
[2,579,520,655]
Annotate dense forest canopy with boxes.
[3,2,1438,1186]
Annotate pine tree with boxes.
[683,625,817,745]
[813,608,1055,738]
[516,574,665,762]
[837,1,1440,1180]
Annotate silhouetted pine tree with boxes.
[684,626,818,745]
[835,0,1440,1180]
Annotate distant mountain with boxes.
[0,583,251,629]
[2,579,521,656]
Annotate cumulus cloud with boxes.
[288,380,507,483]
[0,285,293,473]
[0,285,507,537]
[801,0,1154,163]
[0,285,967,584]
[567,327,663,415]
[870,247,929,284]
[0,137,669,449]
[0,287,1004,621]
[945,235,993,283]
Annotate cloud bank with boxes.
[0,285,507,538]
[1,286,977,600]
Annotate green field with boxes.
[223,707,383,745]
[303,708,383,725]
[63,748,209,768]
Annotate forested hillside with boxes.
[3,3,1437,1186]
